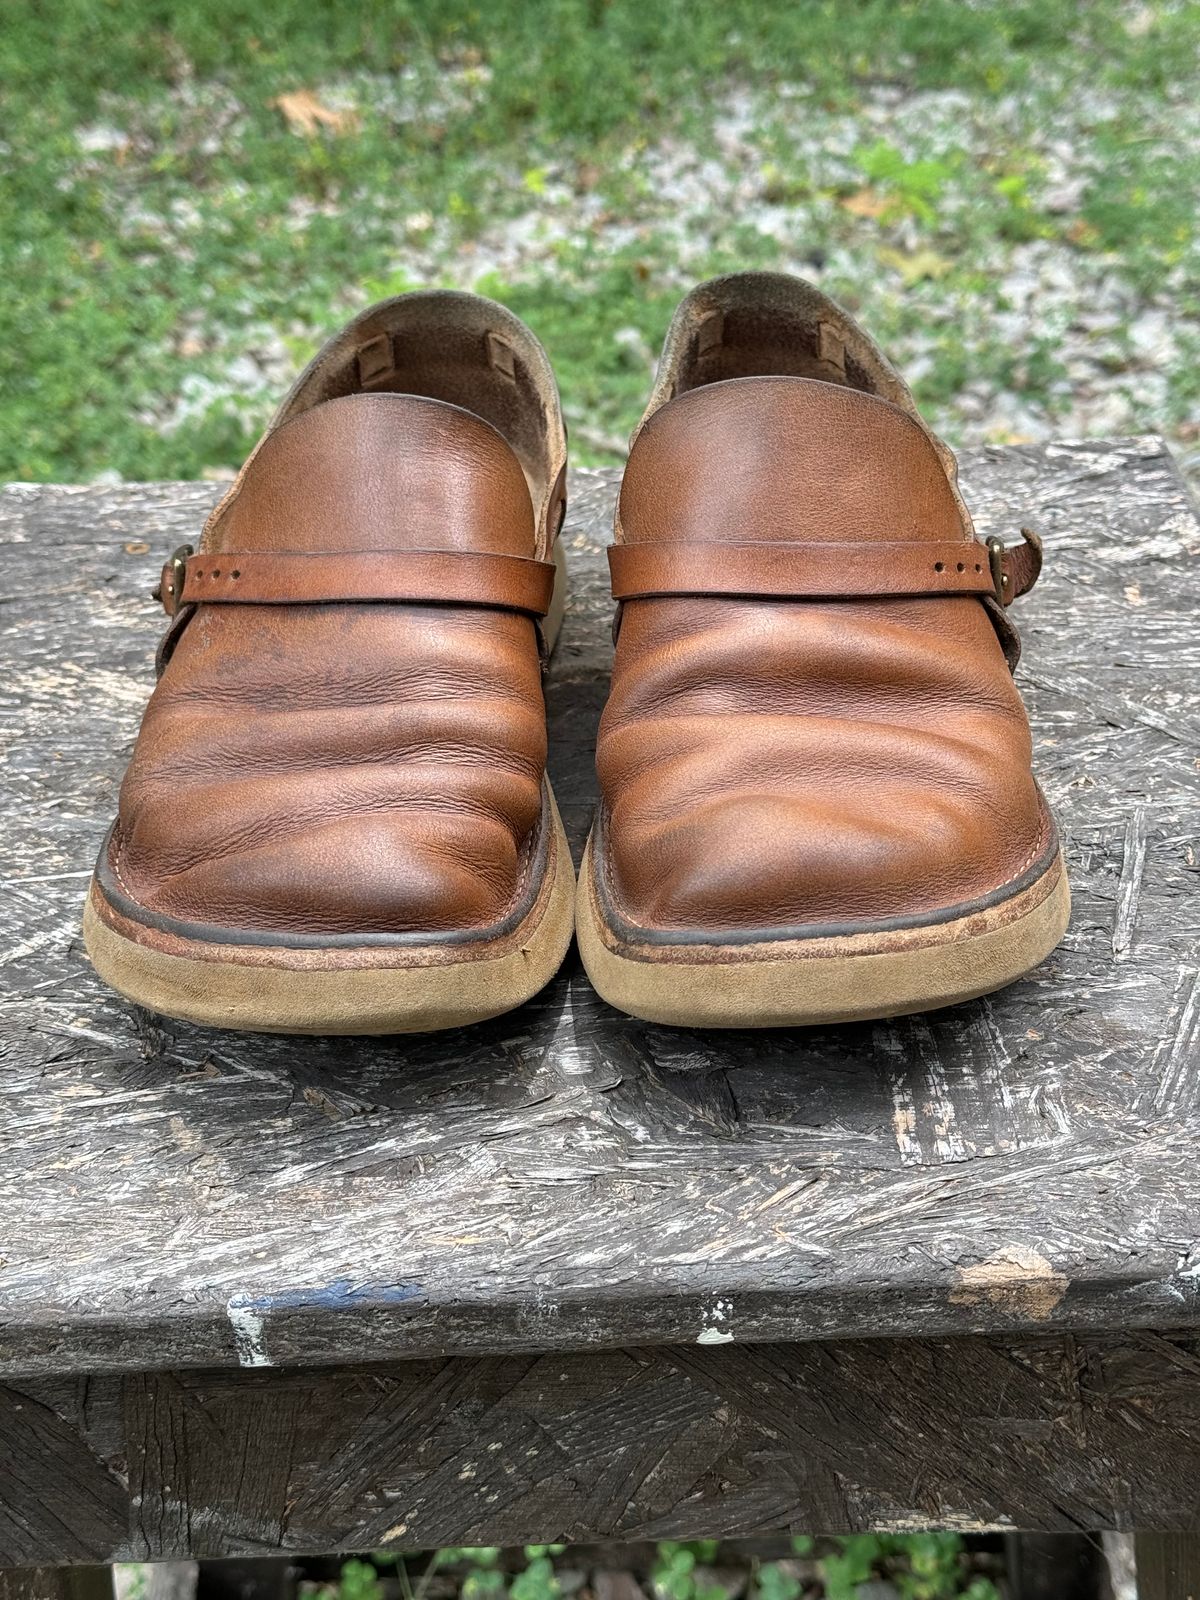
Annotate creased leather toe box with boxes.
[110,604,548,940]
[596,595,1055,939]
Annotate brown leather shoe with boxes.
[85,292,574,1033]
[577,273,1069,1027]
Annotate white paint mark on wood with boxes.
[877,1512,1017,1533]
[919,1046,969,1163]
[885,1020,970,1165]
[226,1297,272,1366]
[698,1296,735,1344]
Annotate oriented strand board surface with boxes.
[9,1330,1200,1560]
[0,438,1197,1379]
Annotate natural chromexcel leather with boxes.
[111,390,552,938]
[596,370,1056,937]
[606,534,1040,603]
[160,547,556,618]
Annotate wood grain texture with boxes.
[6,1330,1200,1563]
[0,438,1197,1380]
[1004,1534,1110,1600]
[0,1573,112,1600]
[1135,1534,1200,1600]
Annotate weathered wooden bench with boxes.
[1,439,1198,1598]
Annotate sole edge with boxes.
[576,838,1070,1028]
[84,790,576,1035]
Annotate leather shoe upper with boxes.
[106,293,565,940]
[596,277,1055,939]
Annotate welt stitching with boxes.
[111,825,136,899]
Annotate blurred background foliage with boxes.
[116,1536,1018,1600]
[1,0,1197,478]
[153,1537,1008,1600]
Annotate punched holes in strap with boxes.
[607,532,1042,607]
[156,546,557,618]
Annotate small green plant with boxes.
[336,1560,385,1600]
[400,1548,507,1600]
[443,1550,507,1600]
[116,1570,148,1600]
[893,1533,970,1600]
[820,1534,884,1600]
[814,1533,1000,1600]
[753,1561,801,1600]
[853,140,957,224]
[990,168,1050,243]
[463,1571,507,1600]
[510,1555,560,1600]
[650,1542,724,1600]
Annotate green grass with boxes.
[0,2,1139,128]
[2,0,1198,481]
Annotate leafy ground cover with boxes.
[3,0,1199,484]
[118,1537,1010,1600]
[342,1540,1007,1600]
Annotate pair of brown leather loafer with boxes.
[84,274,1069,1033]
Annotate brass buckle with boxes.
[152,544,194,615]
[986,535,1009,604]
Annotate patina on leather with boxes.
[158,546,557,617]
[106,293,566,943]
[607,531,1041,607]
[594,273,1058,941]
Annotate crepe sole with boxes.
[576,836,1070,1029]
[84,786,575,1035]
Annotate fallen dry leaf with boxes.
[1065,216,1100,249]
[878,246,955,285]
[271,89,359,137]
[840,186,890,219]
